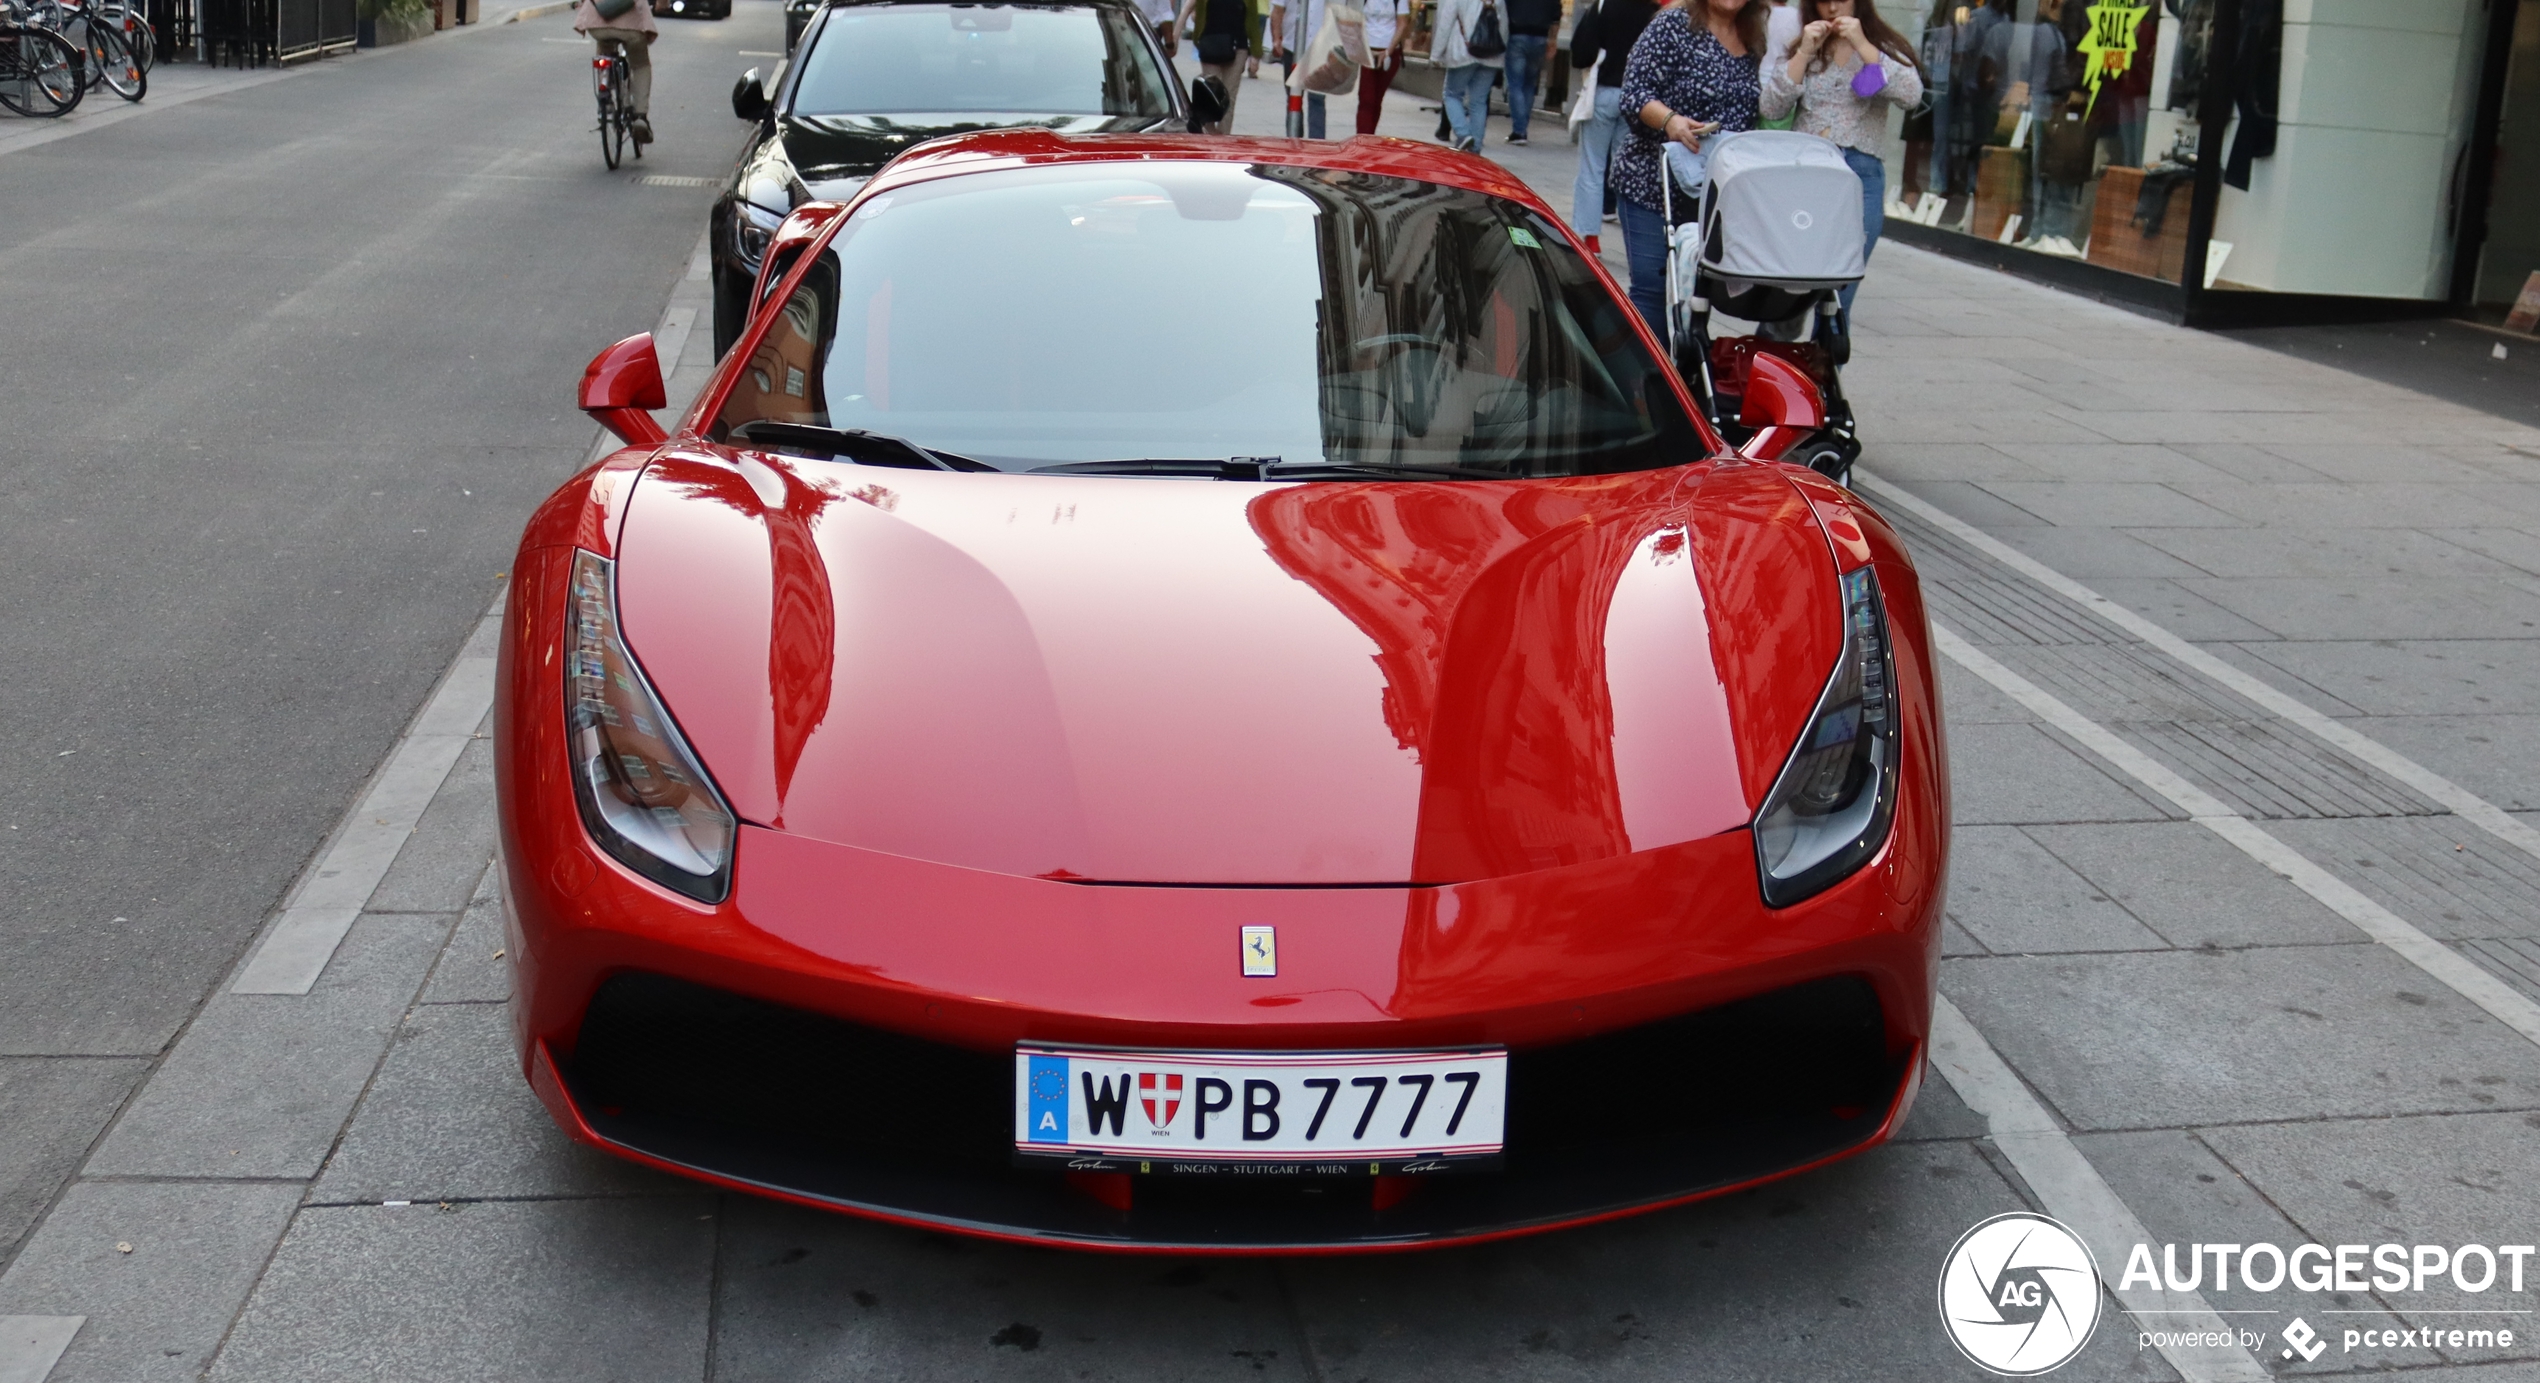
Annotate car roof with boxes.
[858,132,1554,221]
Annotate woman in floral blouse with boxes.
[1760,0,1923,326]
[1615,0,1769,339]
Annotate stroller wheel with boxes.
[1789,442,1855,489]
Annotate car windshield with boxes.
[789,4,1171,118]
[711,161,1707,478]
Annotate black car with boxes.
[712,0,1192,358]
[655,0,732,16]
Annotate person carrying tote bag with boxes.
[1432,0,1506,152]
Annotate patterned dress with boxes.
[1614,12,1760,211]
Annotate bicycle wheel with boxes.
[87,21,142,101]
[595,54,624,169]
[108,5,150,71]
[0,24,85,117]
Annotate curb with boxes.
[503,1,574,21]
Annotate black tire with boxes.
[88,23,143,102]
[711,265,749,360]
[601,100,623,170]
[0,24,85,117]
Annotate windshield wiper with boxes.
[1262,459,1514,481]
[1026,457,1512,481]
[1028,457,1284,479]
[727,421,992,472]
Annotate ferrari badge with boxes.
[1241,925,1276,977]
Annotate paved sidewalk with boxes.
[5,62,2540,1383]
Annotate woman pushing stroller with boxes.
[1614,0,1768,341]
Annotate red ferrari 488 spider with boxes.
[496,130,1947,1251]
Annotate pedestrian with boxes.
[1432,0,1505,152]
[1267,0,1332,136]
[1616,0,1767,339]
[1565,0,1658,256]
[1500,0,1559,144]
[1139,0,1181,58]
[1355,0,1405,134]
[1758,0,1922,325]
[1178,0,1258,133]
[575,0,659,146]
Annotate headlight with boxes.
[567,550,737,902]
[1753,565,1898,907]
[732,202,783,270]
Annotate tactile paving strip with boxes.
[1986,642,2254,723]
[2123,719,2446,820]
[2459,938,2540,1004]
[2269,816,2540,942]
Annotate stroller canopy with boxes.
[1692,131,1865,289]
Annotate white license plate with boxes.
[1014,1046,1506,1165]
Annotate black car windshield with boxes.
[712,161,1707,477]
[790,4,1171,117]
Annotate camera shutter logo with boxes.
[1938,1213,2103,1375]
[1792,210,1815,230]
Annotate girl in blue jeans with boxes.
[1757,0,1924,326]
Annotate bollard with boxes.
[1286,89,1303,137]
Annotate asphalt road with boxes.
[0,6,749,1120]
[8,32,2540,1383]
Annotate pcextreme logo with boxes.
[1938,1213,2103,1376]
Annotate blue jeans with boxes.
[1618,196,1667,343]
[1307,90,1327,138]
[1443,63,1498,148]
[1839,145,1884,319]
[1502,33,1545,137]
[1569,84,1622,237]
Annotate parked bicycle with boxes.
[593,39,641,168]
[0,0,86,116]
[25,0,144,101]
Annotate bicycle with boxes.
[0,3,84,115]
[29,0,142,100]
[593,39,642,169]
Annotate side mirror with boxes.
[580,333,670,448]
[1734,351,1825,462]
[732,68,769,122]
[1185,75,1227,132]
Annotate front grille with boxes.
[563,971,1905,1248]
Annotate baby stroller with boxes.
[1662,130,1865,485]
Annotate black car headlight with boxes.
[732,202,784,271]
[1753,565,1899,907]
[567,550,737,903]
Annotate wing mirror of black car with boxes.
[1185,75,1227,132]
[581,333,670,448]
[1734,351,1825,463]
[732,68,770,122]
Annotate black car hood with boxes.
[774,113,1165,204]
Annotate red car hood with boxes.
[611,450,1839,885]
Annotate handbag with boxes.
[1197,31,1236,63]
[1465,0,1504,58]
[592,0,635,20]
[1566,72,1598,129]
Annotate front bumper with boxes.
[494,544,1946,1251]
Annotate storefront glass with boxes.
[1877,0,2213,285]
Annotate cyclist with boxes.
[575,0,657,146]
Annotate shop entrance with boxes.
[2475,0,2540,318]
